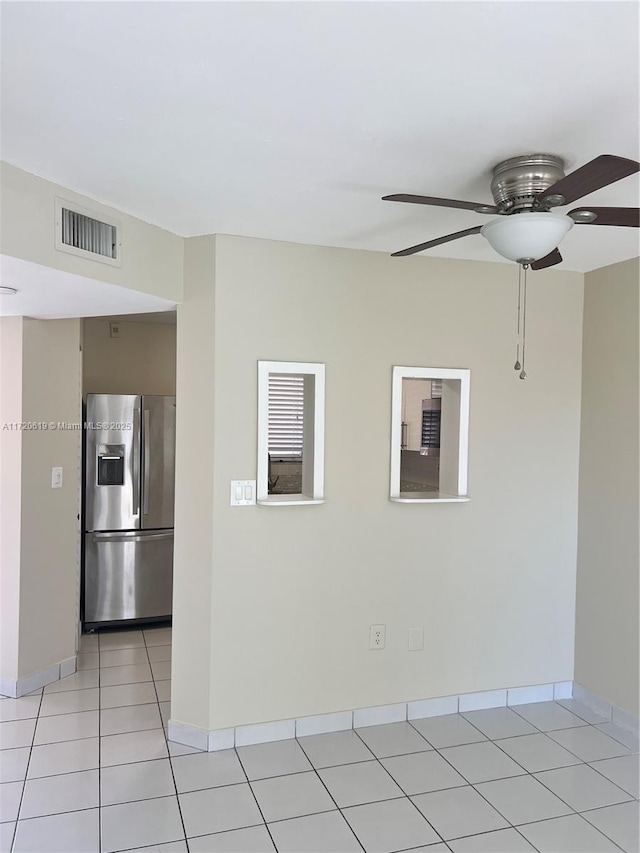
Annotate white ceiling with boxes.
[1,1,639,273]
[0,256,176,319]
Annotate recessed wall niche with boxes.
[257,361,325,506]
[390,366,470,503]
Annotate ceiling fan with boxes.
[383,154,640,268]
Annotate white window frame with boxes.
[390,366,470,503]
[257,361,325,506]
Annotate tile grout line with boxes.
[98,634,103,853]
[533,753,635,806]
[403,717,574,840]
[292,733,368,851]
[368,724,526,843]
[510,719,636,818]
[10,684,45,852]
[575,801,636,852]
[234,745,284,852]
[461,703,586,738]
[98,633,102,853]
[53,760,630,849]
[5,668,637,850]
[585,756,639,798]
[261,722,526,850]
[442,746,581,837]
[508,810,627,853]
[348,724,448,844]
[436,705,630,795]
[8,632,173,847]
[556,698,613,727]
[359,723,616,852]
[433,716,632,852]
[144,627,189,853]
[593,725,640,751]
[481,713,599,777]
[3,765,633,849]
[4,632,168,853]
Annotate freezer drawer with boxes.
[84,530,173,626]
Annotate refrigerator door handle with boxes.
[91,531,173,544]
[132,405,141,516]
[143,408,150,515]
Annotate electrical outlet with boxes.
[369,624,386,650]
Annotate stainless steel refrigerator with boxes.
[83,394,175,629]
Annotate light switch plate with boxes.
[230,480,256,506]
[51,467,63,489]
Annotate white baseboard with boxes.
[508,684,555,705]
[236,718,295,747]
[208,728,235,751]
[167,679,575,752]
[353,703,405,728]
[572,682,612,719]
[613,704,640,734]
[459,689,507,712]
[408,695,458,719]
[553,681,573,700]
[60,657,77,679]
[573,682,639,734]
[167,719,208,751]
[296,711,353,737]
[0,655,78,698]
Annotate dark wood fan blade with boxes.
[537,155,640,206]
[391,226,483,257]
[530,248,563,270]
[383,193,496,213]
[569,207,640,227]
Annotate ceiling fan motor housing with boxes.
[491,154,566,212]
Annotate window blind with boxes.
[268,374,304,457]
[421,410,441,449]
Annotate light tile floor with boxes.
[1,627,638,852]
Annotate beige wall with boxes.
[172,235,584,732]
[574,257,639,716]
[0,318,24,681]
[171,237,216,729]
[0,318,82,684]
[0,162,183,302]
[83,318,176,396]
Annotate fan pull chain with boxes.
[514,263,523,371]
[519,263,529,380]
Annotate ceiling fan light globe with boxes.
[480,212,574,262]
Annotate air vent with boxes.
[61,208,116,258]
[55,198,122,267]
